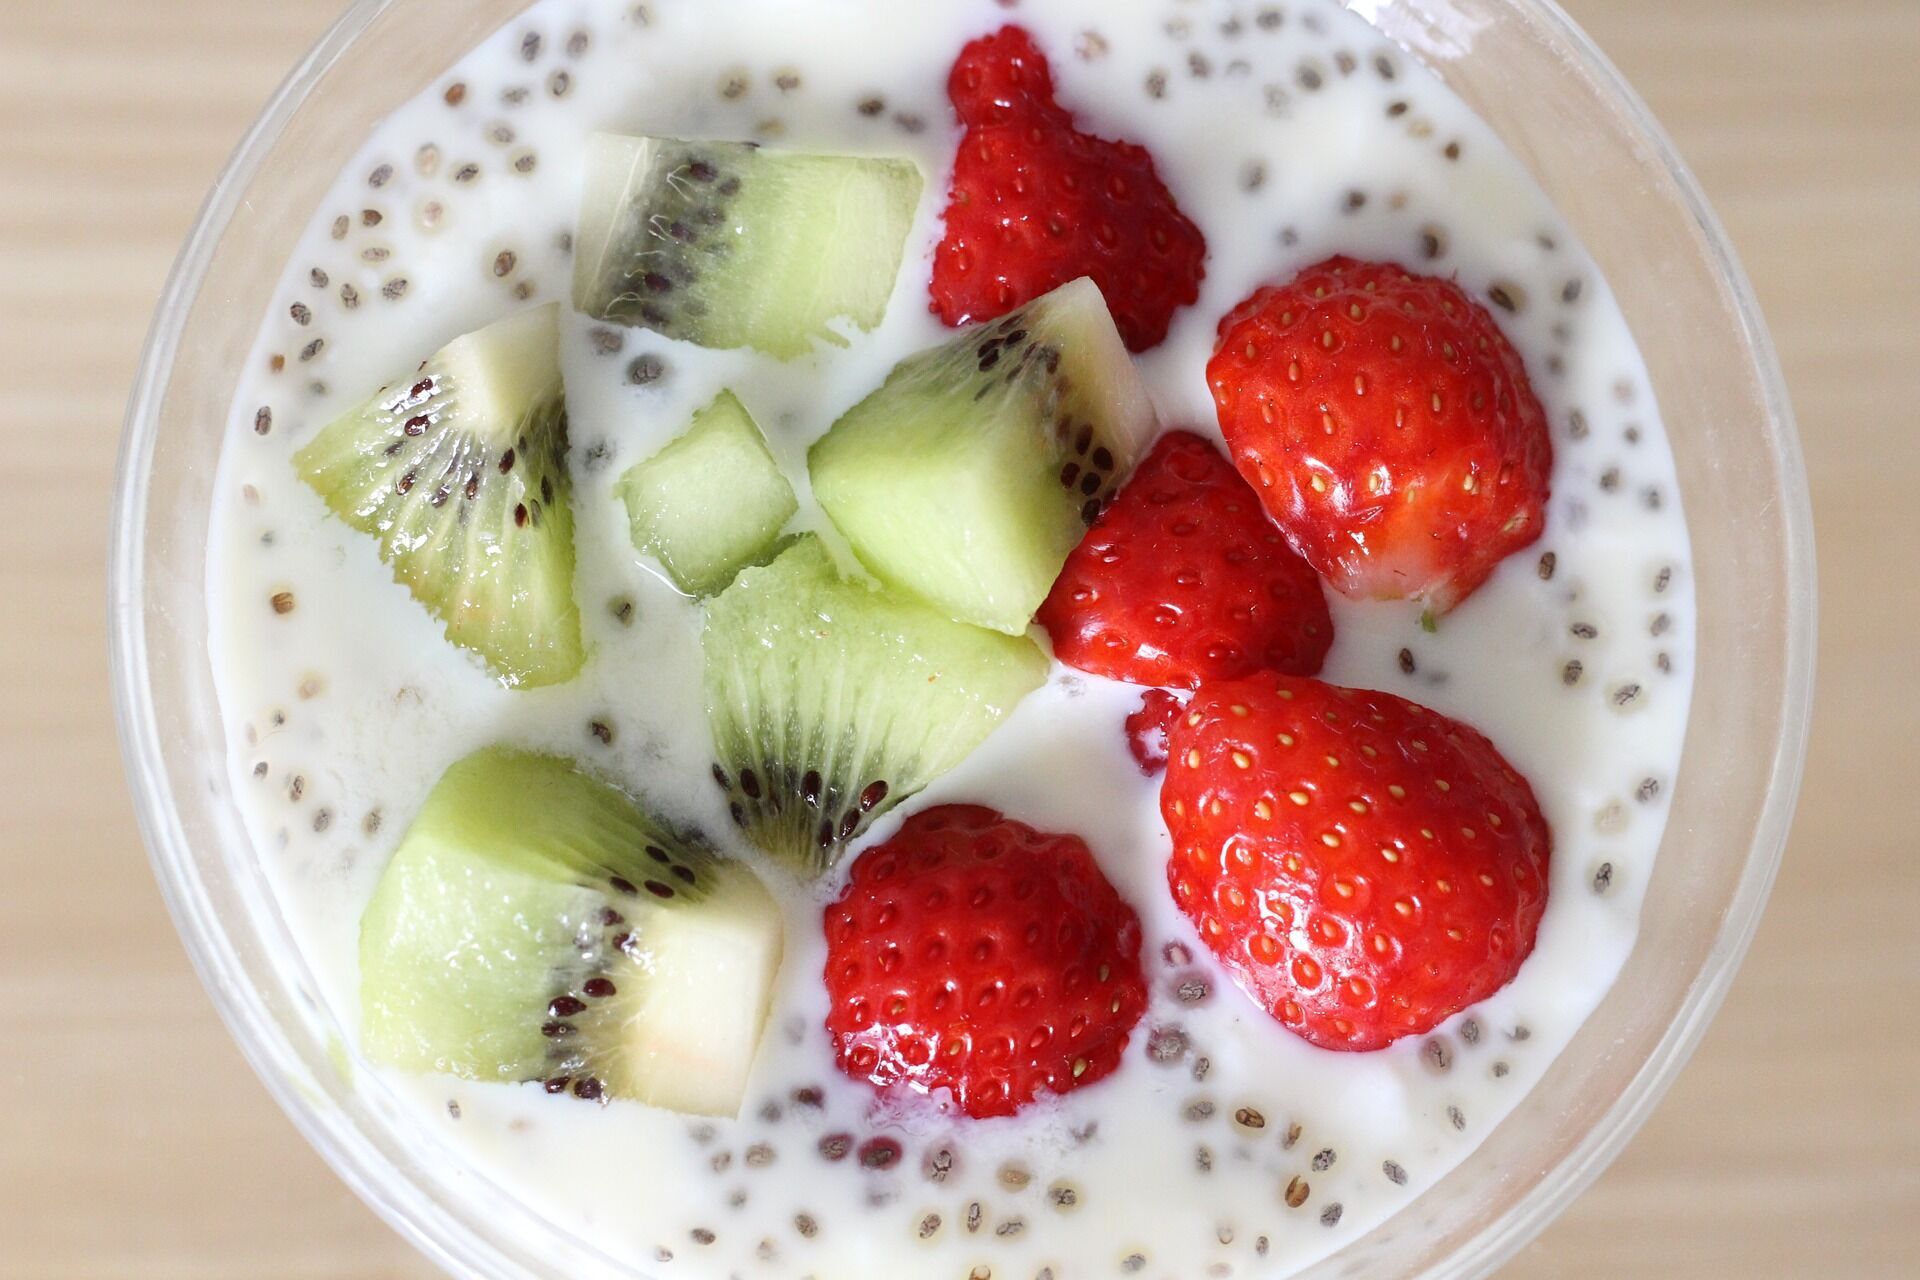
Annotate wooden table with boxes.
[1,0,1912,1275]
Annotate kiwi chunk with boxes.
[704,536,1047,875]
[616,390,798,597]
[808,277,1158,634]
[573,133,923,359]
[294,304,584,687]
[359,747,783,1118]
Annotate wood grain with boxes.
[0,0,1911,1275]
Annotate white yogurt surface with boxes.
[205,1,1696,1276]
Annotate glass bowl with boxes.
[109,0,1815,1276]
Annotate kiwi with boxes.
[573,133,923,359]
[703,536,1047,875]
[616,389,798,597]
[808,277,1158,635]
[294,304,583,687]
[359,747,783,1118]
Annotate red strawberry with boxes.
[1162,675,1549,1050]
[1038,431,1333,689]
[1125,688,1185,776]
[1208,257,1552,612]
[932,25,1206,351]
[824,804,1147,1119]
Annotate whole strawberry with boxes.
[1038,431,1333,689]
[1162,675,1549,1050]
[824,805,1147,1118]
[932,26,1206,352]
[1208,257,1552,612]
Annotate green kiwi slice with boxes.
[808,278,1159,635]
[358,747,783,1118]
[573,133,923,360]
[294,304,584,687]
[702,536,1048,876]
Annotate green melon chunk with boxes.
[617,390,798,597]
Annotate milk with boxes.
[204,1,1695,1275]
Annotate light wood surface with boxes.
[1,0,1912,1276]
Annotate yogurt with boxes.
[205,1,1695,1276]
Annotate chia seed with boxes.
[1146,1026,1189,1063]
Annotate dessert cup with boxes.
[109,1,1815,1275]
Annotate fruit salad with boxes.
[205,1,1695,1276]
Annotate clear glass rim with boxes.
[107,1,1817,1277]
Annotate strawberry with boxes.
[1161,675,1549,1051]
[1207,257,1552,613]
[823,804,1147,1119]
[1038,430,1333,689]
[932,25,1206,352]
[1125,688,1185,776]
